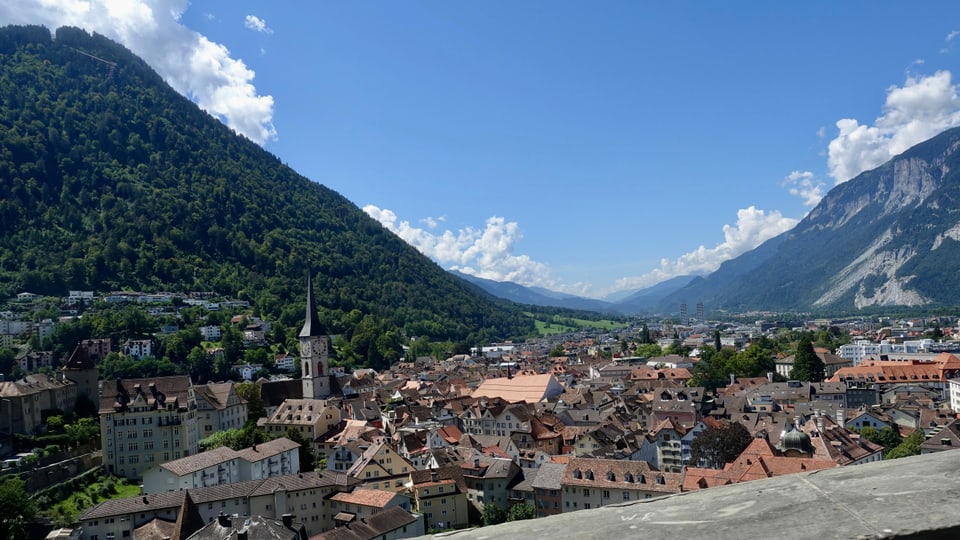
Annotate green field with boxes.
[528,313,628,335]
[44,475,141,526]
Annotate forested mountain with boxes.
[450,270,618,313]
[0,25,533,344]
[658,126,960,313]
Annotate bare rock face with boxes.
[661,126,960,312]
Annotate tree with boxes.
[789,340,825,382]
[507,502,535,521]
[284,427,317,471]
[714,330,722,352]
[548,344,565,358]
[689,421,753,469]
[0,477,37,539]
[885,430,924,460]
[236,381,266,420]
[482,503,507,526]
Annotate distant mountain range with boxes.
[451,270,697,314]
[459,126,960,316]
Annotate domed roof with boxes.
[780,425,813,454]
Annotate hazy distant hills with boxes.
[658,126,960,313]
[451,270,697,314]
[0,25,533,343]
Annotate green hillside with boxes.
[0,25,533,345]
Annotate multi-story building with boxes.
[560,457,682,512]
[193,381,248,437]
[0,373,78,436]
[261,398,341,455]
[410,467,470,530]
[78,471,363,540]
[141,437,301,493]
[99,376,200,480]
[121,339,153,359]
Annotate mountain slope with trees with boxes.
[0,25,533,344]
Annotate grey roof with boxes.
[186,514,306,540]
[531,462,566,490]
[299,273,324,338]
[314,506,419,540]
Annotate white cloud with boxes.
[364,205,568,291]
[947,30,960,41]
[827,71,960,184]
[244,15,272,34]
[0,0,277,144]
[610,207,799,292]
[781,170,825,207]
[365,205,798,298]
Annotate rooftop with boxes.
[419,449,960,539]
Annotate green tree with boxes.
[885,430,924,460]
[548,344,565,358]
[689,421,753,469]
[482,503,507,526]
[789,340,825,382]
[0,477,37,539]
[236,381,266,420]
[507,502,536,521]
[284,427,317,471]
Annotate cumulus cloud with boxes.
[364,205,568,291]
[0,0,277,144]
[244,15,272,34]
[781,170,825,207]
[827,71,960,183]
[610,207,799,292]
[365,205,798,298]
[948,30,960,42]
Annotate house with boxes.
[198,324,221,341]
[410,466,470,530]
[193,381,248,437]
[186,513,307,540]
[138,436,304,493]
[560,457,682,511]
[530,462,565,517]
[313,506,425,540]
[345,441,415,492]
[78,471,361,540]
[122,339,153,359]
[460,455,522,514]
[921,419,960,454]
[328,488,411,521]
[261,399,341,454]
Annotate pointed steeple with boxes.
[299,271,324,338]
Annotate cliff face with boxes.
[660,127,960,312]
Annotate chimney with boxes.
[217,512,231,527]
[431,470,439,482]
[474,458,480,468]
[282,514,295,528]
[836,409,845,429]
[816,411,824,434]
[237,532,248,540]
[767,372,774,383]
[729,373,736,385]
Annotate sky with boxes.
[4,2,960,299]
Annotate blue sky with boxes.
[5,2,960,298]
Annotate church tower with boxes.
[300,273,331,399]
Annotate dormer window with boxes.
[656,475,665,485]
[573,469,582,479]
[624,473,633,483]
[585,470,594,480]
[606,471,615,481]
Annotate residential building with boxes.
[410,467,470,530]
[193,381,248,437]
[560,457,682,511]
[328,487,411,521]
[99,376,200,480]
[141,437,301,493]
[262,398,341,455]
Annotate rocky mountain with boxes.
[0,25,533,344]
[659,126,960,313]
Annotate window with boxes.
[623,492,631,501]
[603,490,610,499]
[583,489,589,496]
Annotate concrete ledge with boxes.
[422,450,960,540]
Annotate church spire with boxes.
[299,272,324,338]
